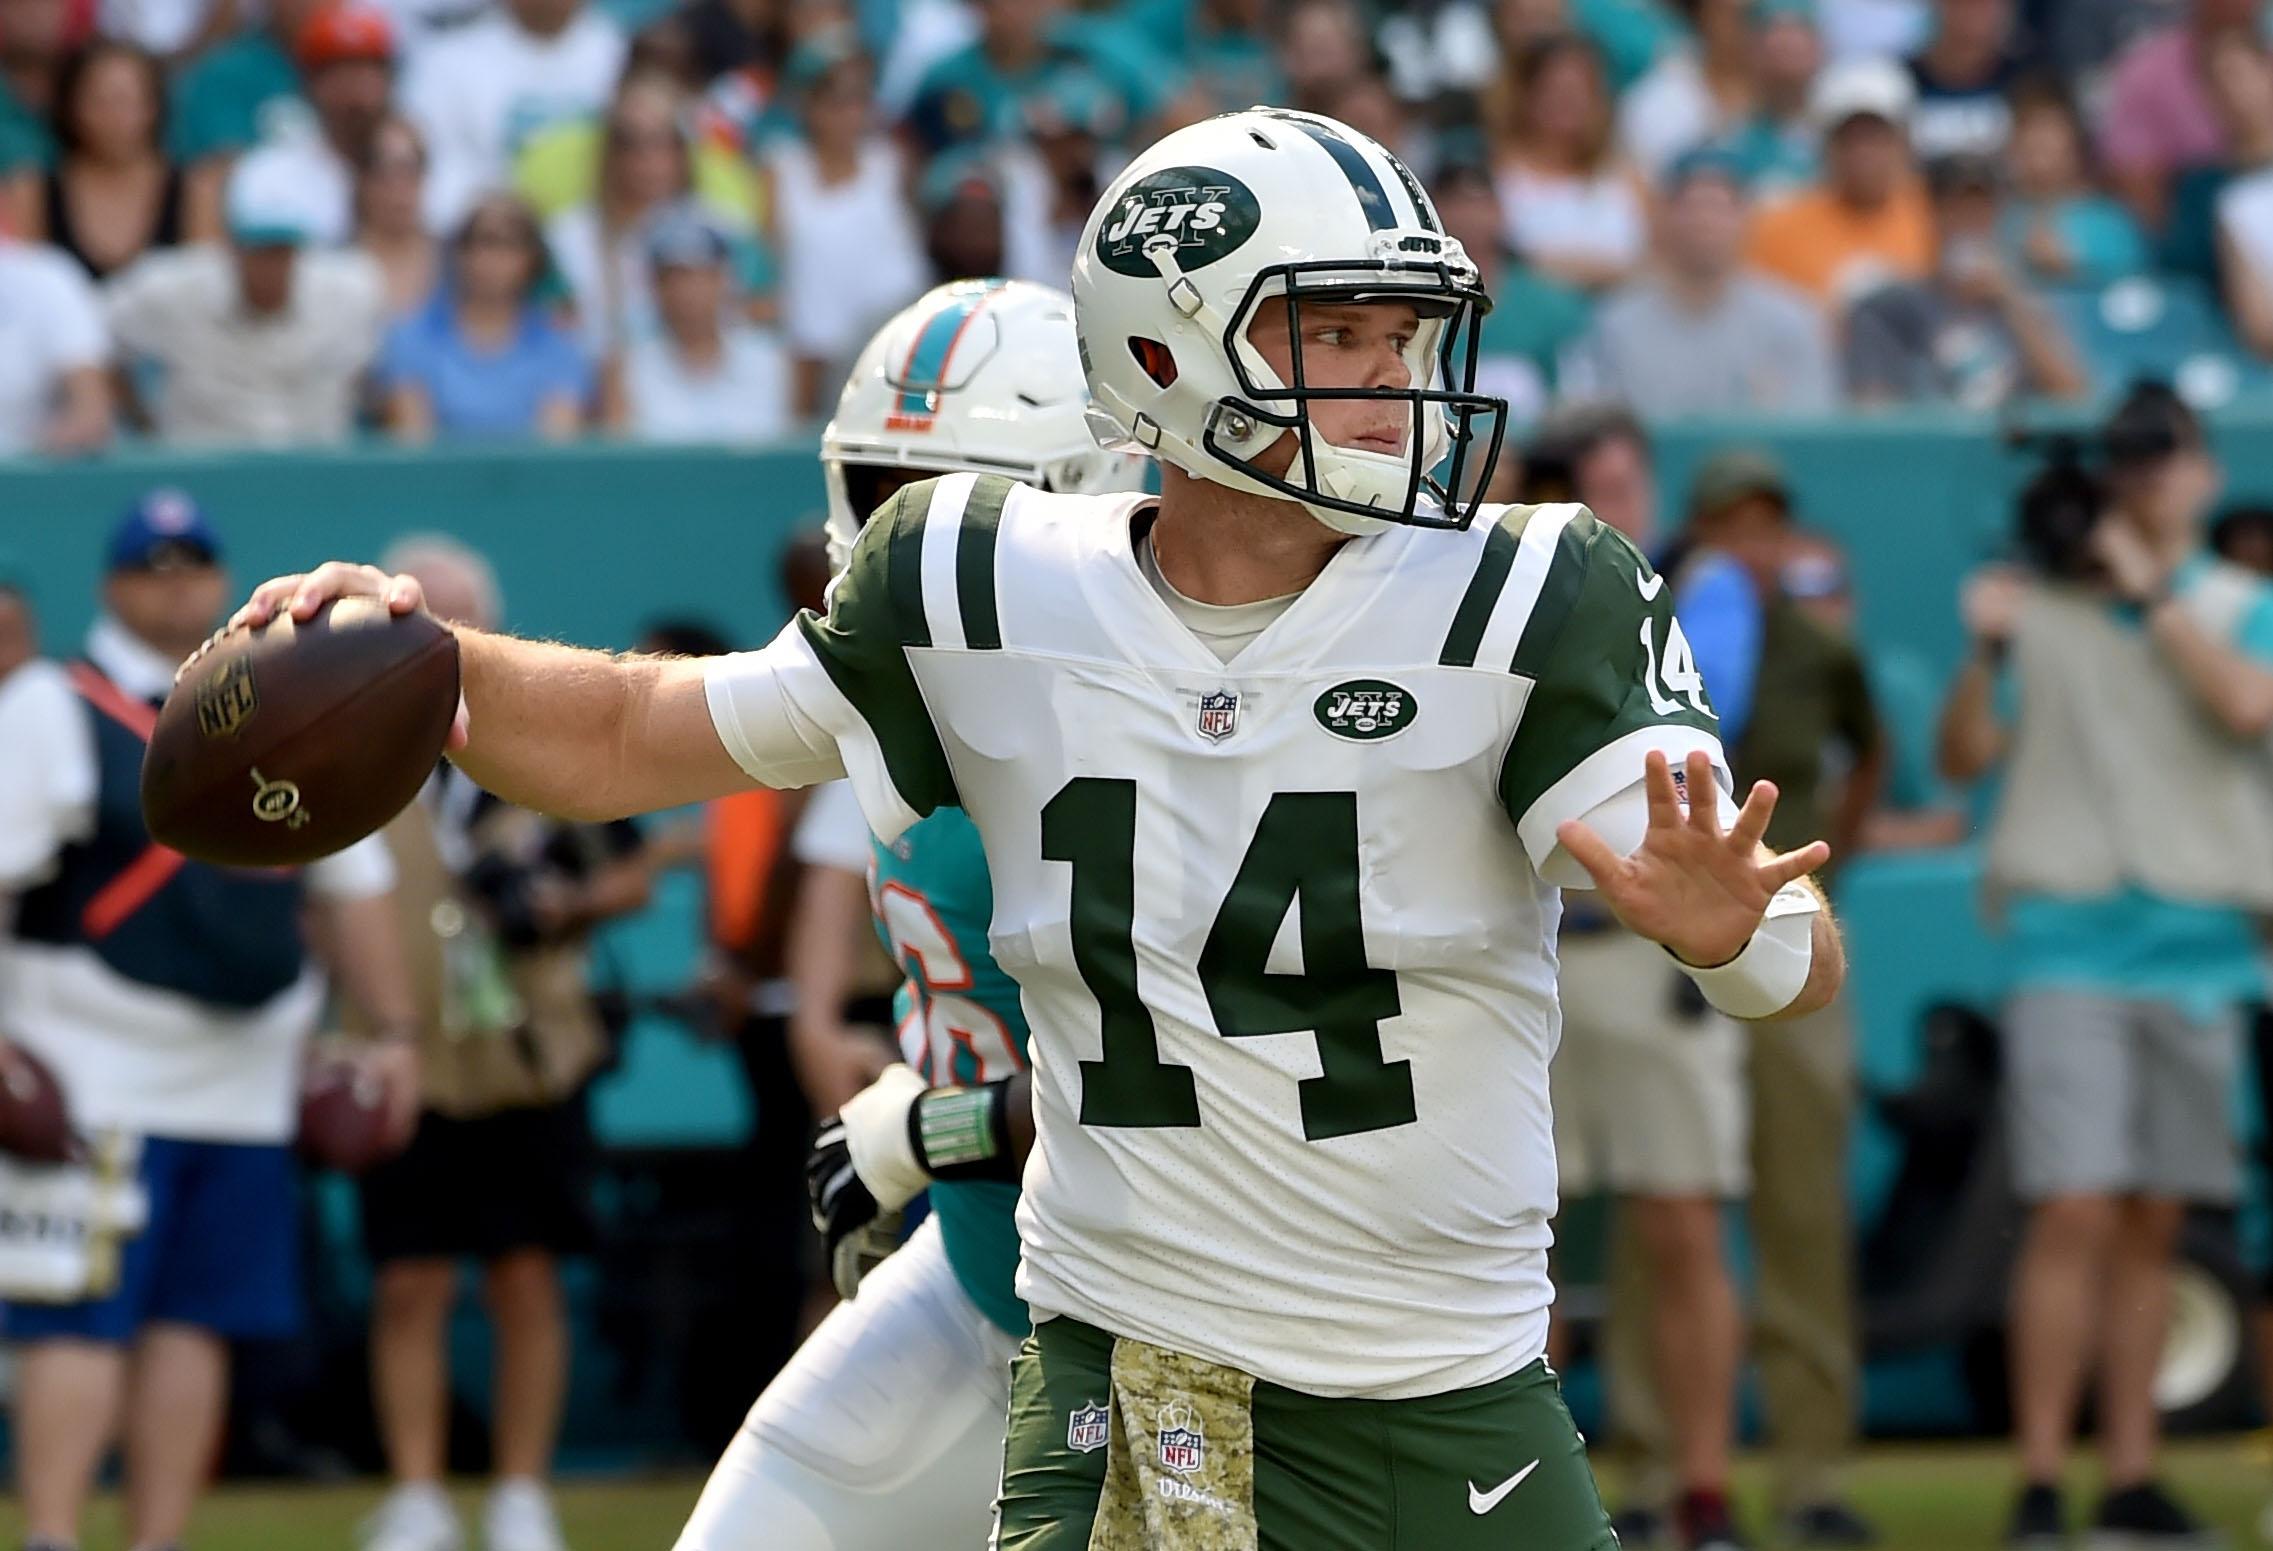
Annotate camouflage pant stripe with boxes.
[994,1318,1617,1551]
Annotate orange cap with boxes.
[295,2,394,68]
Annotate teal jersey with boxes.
[872,805,1032,1337]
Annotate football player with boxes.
[228,108,1844,1550]
[674,278,1144,1549]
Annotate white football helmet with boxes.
[822,278,1148,566]
[1072,108,1505,536]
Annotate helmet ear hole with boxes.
[1128,336,1178,388]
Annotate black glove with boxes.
[805,1114,900,1298]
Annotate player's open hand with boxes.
[1555,749,1829,968]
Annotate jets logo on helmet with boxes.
[1072,108,1507,537]
[822,278,1149,568]
[1095,167,1261,278]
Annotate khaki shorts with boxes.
[1551,925,1750,1200]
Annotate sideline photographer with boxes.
[1938,383,2273,1548]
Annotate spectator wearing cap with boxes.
[544,71,769,361]
[1904,0,2027,160]
[1489,31,1648,292]
[399,0,625,233]
[0,226,111,455]
[209,0,397,249]
[0,494,416,1551]
[763,31,926,416]
[1566,148,1839,416]
[2099,0,2261,233]
[2001,75,2150,288]
[601,207,790,442]
[1747,56,1936,307]
[1619,0,1762,185]
[167,0,330,175]
[1717,0,1826,196]
[106,146,387,444]
[1844,152,2087,405]
[0,0,75,181]
[6,39,217,281]
[1429,157,1592,424]
[902,0,1175,157]
[918,147,1011,286]
[380,190,590,440]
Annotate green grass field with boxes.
[4,1440,2267,1550]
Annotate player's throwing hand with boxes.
[1555,749,1830,969]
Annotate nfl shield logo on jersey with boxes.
[1067,1401,1110,1454]
[1156,1401,1206,1475]
[1195,690,1240,742]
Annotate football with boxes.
[0,1042,74,1164]
[141,599,460,868]
[297,1055,399,1175]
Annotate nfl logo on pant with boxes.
[1156,1401,1206,1475]
[1195,690,1239,743]
[1067,1401,1110,1454]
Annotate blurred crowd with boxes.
[16,0,2273,456]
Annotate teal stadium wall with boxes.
[8,408,2273,1156]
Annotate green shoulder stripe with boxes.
[957,474,1010,651]
[1508,507,1598,678]
[1438,515,1521,667]
[794,479,960,815]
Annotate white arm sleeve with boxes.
[305,832,398,900]
[701,622,852,795]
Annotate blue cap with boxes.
[106,488,222,572]
[1664,145,1751,195]
[647,204,733,270]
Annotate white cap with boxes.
[1809,56,1916,134]
[225,147,327,247]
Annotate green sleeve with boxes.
[1498,512,1725,841]
[792,478,961,818]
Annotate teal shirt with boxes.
[0,78,54,173]
[2005,556,2273,1018]
[169,32,300,163]
[2001,196,2149,289]
[873,807,1031,1337]
[905,18,1178,151]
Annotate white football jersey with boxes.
[708,471,1727,1399]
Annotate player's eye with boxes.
[1310,327,1352,348]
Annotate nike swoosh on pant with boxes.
[1467,1459,1541,1515]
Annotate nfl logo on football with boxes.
[1156,1401,1206,1476]
[1066,1401,1110,1455]
[1195,690,1239,743]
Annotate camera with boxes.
[2006,381,2196,581]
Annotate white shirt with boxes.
[105,244,387,446]
[1496,163,1647,273]
[765,136,928,369]
[621,325,792,444]
[791,779,872,875]
[402,8,628,233]
[97,0,221,56]
[0,618,395,1144]
[1618,53,1720,182]
[0,243,106,457]
[2219,170,2273,290]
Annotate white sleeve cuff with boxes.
[1669,884,1819,1020]
[841,1063,931,1212]
[1526,725,1732,886]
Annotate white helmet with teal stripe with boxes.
[822,278,1147,568]
[1072,107,1505,537]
